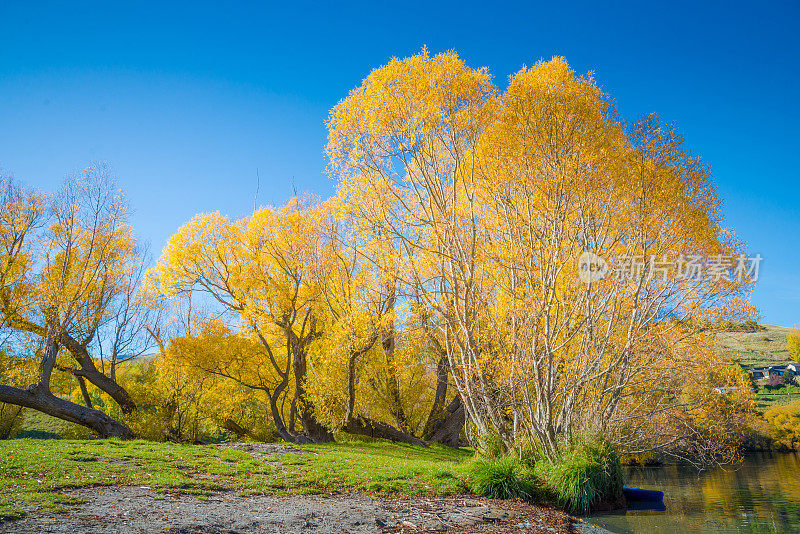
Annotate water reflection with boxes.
[587,453,800,533]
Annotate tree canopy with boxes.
[0,53,758,461]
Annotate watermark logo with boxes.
[577,251,609,283]
[577,253,762,284]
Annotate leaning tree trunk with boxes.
[343,416,429,447]
[61,335,137,414]
[0,330,134,439]
[10,317,138,415]
[76,375,93,408]
[222,418,250,439]
[0,385,133,439]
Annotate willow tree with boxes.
[327,52,755,460]
[0,165,147,438]
[147,198,333,443]
[305,201,436,446]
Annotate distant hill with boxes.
[124,353,158,365]
[716,324,795,368]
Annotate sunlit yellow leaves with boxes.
[325,50,757,457]
[141,51,760,455]
[764,401,800,449]
[327,49,495,170]
[788,328,800,361]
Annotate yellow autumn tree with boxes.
[787,328,800,361]
[0,165,150,438]
[304,202,439,445]
[328,51,757,460]
[764,401,800,449]
[146,198,334,443]
[157,320,279,442]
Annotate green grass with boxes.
[534,437,624,515]
[14,410,94,440]
[466,456,536,500]
[270,440,470,495]
[0,439,472,519]
[756,386,800,411]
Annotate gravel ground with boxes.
[0,486,610,534]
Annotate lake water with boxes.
[586,453,800,533]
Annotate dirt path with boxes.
[0,486,596,534]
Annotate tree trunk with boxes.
[77,376,93,408]
[290,330,334,443]
[0,384,133,439]
[427,396,465,447]
[9,319,138,415]
[267,386,299,443]
[343,416,429,447]
[3,328,135,439]
[381,323,411,433]
[37,329,59,388]
[422,352,450,439]
[345,350,358,423]
[301,414,335,443]
[69,346,137,414]
[222,418,249,439]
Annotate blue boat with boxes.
[623,485,664,502]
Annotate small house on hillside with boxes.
[748,364,798,380]
[762,364,799,385]
[748,367,768,379]
[769,365,787,377]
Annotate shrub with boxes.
[744,320,761,331]
[764,401,800,450]
[725,320,763,332]
[766,374,784,389]
[534,435,624,515]
[467,456,535,500]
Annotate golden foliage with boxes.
[764,401,800,450]
[326,51,757,459]
[788,328,800,361]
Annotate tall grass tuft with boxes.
[534,435,624,515]
[467,456,535,500]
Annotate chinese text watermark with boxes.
[577,252,762,284]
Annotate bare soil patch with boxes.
[0,486,585,534]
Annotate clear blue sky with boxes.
[1,1,798,325]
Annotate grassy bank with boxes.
[716,324,794,368]
[0,439,473,520]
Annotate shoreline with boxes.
[0,485,612,534]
